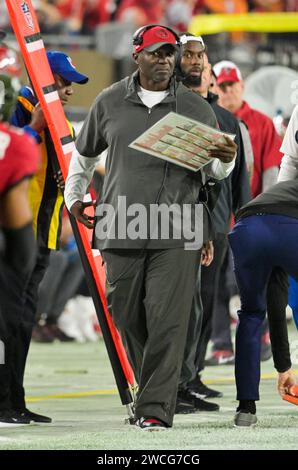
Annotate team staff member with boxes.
[229,179,298,427]
[0,73,40,425]
[278,103,298,353]
[65,25,237,430]
[9,51,88,422]
[207,60,283,364]
[214,60,282,197]
[176,34,250,410]
[233,96,298,422]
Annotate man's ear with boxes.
[132,53,139,65]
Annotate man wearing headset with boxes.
[176,33,251,412]
[65,24,237,430]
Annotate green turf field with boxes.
[0,325,298,450]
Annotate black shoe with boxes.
[188,376,223,399]
[0,409,30,426]
[32,325,54,343]
[189,391,220,412]
[177,389,219,413]
[16,408,52,423]
[46,325,75,342]
[176,391,197,414]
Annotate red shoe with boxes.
[135,417,168,431]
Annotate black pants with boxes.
[0,257,27,410]
[266,267,290,372]
[0,247,50,411]
[179,236,228,388]
[102,247,201,427]
[37,250,84,324]
[179,266,203,389]
[211,246,234,351]
[196,235,228,374]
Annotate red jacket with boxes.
[235,101,282,197]
[0,122,39,195]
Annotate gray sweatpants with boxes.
[102,247,201,427]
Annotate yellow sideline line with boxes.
[26,369,298,403]
[189,12,298,35]
[27,389,117,403]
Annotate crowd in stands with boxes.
[1,0,298,36]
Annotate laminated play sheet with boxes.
[129,111,235,172]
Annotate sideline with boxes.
[26,369,298,402]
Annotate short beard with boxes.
[182,73,202,88]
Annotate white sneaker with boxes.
[58,299,86,343]
[73,296,100,342]
[229,295,240,321]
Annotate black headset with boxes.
[133,24,180,50]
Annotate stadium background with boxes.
[1,0,298,451]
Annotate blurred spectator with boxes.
[51,0,86,34]
[285,0,298,10]
[0,1,63,34]
[204,0,248,13]
[250,0,284,11]
[204,0,248,43]
[77,0,115,34]
[0,43,22,78]
[214,60,282,196]
[0,4,10,31]
[32,213,84,343]
[34,0,65,34]
[192,0,209,12]
[58,295,101,342]
[166,0,198,32]
[116,0,167,27]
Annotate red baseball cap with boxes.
[213,60,242,86]
[133,26,178,53]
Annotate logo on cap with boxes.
[67,56,77,70]
[155,29,170,40]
